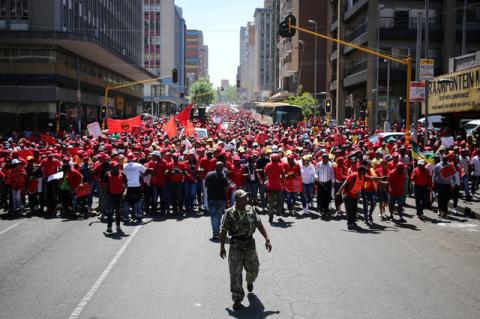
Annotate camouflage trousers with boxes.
[228,245,259,302]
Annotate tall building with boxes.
[277,0,328,97]
[327,0,480,126]
[0,0,152,131]
[246,22,257,100]
[201,44,209,79]
[186,29,208,86]
[254,1,273,94]
[143,0,186,116]
[221,79,230,89]
[239,26,248,84]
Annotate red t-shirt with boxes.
[283,162,301,179]
[229,165,245,188]
[167,161,185,182]
[411,167,431,187]
[41,158,61,179]
[388,170,405,196]
[264,162,284,191]
[199,157,217,179]
[146,159,167,186]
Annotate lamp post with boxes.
[297,40,305,94]
[375,4,384,130]
[308,19,318,99]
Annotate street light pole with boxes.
[375,4,384,130]
[462,0,468,55]
[386,59,391,124]
[308,20,318,99]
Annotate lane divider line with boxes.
[68,225,142,319]
[0,222,22,237]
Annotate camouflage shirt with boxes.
[221,205,262,238]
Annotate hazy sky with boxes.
[176,0,265,87]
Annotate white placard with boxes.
[87,122,102,138]
[419,59,434,81]
[441,136,454,148]
[410,81,426,102]
[47,172,63,182]
[212,115,222,124]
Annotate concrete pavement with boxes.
[0,201,479,319]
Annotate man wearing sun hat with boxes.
[219,189,272,311]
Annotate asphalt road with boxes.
[0,199,479,319]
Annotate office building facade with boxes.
[143,0,186,116]
[0,0,152,131]
[327,0,480,126]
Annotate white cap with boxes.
[417,159,425,166]
[12,159,20,165]
[151,150,161,157]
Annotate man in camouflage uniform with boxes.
[220,189,272,311]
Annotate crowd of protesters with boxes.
[0,105,478,235]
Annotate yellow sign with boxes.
[428,66,480,114]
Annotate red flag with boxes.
[184,120,195,137]
[176,103,193,127]
[18,150,34,159]
[162,117,177,139]
[440,163,456,180]
[41,134,56,145]
[67,147,78,156]
[106,116,141,133]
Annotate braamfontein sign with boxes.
[428,66,480,114]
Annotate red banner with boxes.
[41,134,56,145]
[18,150,34,159]
[440,163,456,180]
[106,116,141,133]
[74,183,91,198]
[176,103,193,127]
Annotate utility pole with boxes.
[375,4,384,130]
[76,56,81,133]
[424,0,430,145]
[308,20,318,100]
[386,59,391,124]
[413,12,423,142]
[462,0,468,55]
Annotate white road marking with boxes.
[68,225,142,319]
[0,222,22,236]
[438,222,479,232]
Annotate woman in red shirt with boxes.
[264,153,285,223]
[388,163,406,222]
[166,153,185,215]
[374,160,390,219]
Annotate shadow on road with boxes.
[103,230,130,240]
[270,218,293,228]
[225,293,280,319]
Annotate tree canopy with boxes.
[284,92,319,117]
[189,77,215,106]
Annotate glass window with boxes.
[0,0,6,18]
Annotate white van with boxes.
[464,120,480,136]
[418,115,445,131]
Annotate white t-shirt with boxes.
[123,162,146,187]
[471,156,480,176]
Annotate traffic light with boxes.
[324,98,332,114]
[172,68,178,83]
[279,14,296,38]
[100,105,107,119]
[236,80,240,88]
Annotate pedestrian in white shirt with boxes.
[471,154,480,196]
[300,155,316,214]
[123,153,146,221]
[315,153,335,217]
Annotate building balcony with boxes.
[343,60,367,88]
[343,23,367,54]
[330,19,338,32]
[330,50,337,62]
[330,80,337,92]
[344,0,368,21]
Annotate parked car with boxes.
[418,115,445,131]
[179,127,208,139]
[464,120,480,136]
[368,132,405,144]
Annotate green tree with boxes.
[218,85,239,103]
[284,92,318,117]
[189,77,215,106]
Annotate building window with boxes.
[0,0,6,18]
[10,0,29,20]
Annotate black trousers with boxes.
[344,196,357,225]
[46,180,58,212]
[317,181,332,214]
[169,181,183,213]
[436,183,451,212]
[414,185,428,216]
[107,194,122,228]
